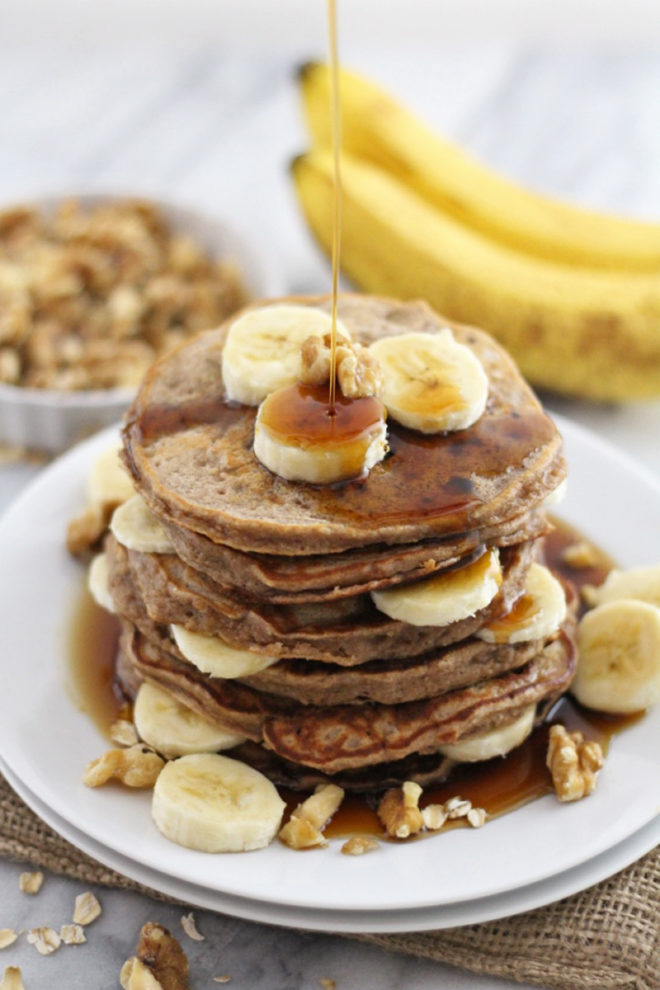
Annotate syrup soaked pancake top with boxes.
[123,296,565,554]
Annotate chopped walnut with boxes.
[66,502,113,556]
[0,931,18,950]
[73,891,102,926]
[341,836,379,856]
[27,927,61,955]
[279,783,345,849]
[300,332,383,399]
[377,781,424,839]
[547,724,604,802]
[0,199,247,393]
[561,541,601,569]
[60,924,86,945]
[83,745,164,789]
[0,967,26,990]
[19,870,43,894]
[279,814,326,850]
[123,922,190,990]
[110,719,139,748]
[180,914,204,942]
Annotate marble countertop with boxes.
[0,4,659,987]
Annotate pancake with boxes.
[117,617,576,776]
[164,507,551,603]
[122,295,566,555]
[106,533,536,665]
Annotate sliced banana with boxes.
[573,599,660,713]
[591,564,660,609]
[87,442,135,506]
[368,329,488,433]
[110,495,174,554]
[476,563,566,644]
[87,553,116,614]
[222,303,350,406]
[439,704,536,762]
[542,478,568,508]
[254,393,388,484]
[134,681,247,758]
[171,624,278,679]
[371,548,501,627]
[152,753,286,852]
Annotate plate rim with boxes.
[0,416,658,912]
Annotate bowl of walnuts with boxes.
[0,195,282,453]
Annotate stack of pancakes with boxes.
[108,295,576,791]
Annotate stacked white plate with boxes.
[0,419,657,934]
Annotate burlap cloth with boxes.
[0,773,657,990]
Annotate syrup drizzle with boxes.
[327,0,342,413]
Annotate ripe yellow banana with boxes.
[291,149,660,400]
[300,62,660,272]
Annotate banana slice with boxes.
[476,563,566,644]
[254,387,388,484]
[439,704,536,762]
[134,681,247,758]
[591,564,660,609]
[368,329,488,433]
[87,553,116,614]
[87,442,135,506]
[573,599,660,713]
[110,495,174,554]
[152,753,286,852]
[371,548,501,627]
[542,478,568,508]
[171,624,278,679]
[222,303,350,406]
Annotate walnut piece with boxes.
[0,967,26,990]
[27,927,61,955]
[0,199,247,392]
[124,922,190,990]
[300,332,383,399]
[73,891,102,926]
[19,870,43,894]
[279,783,345,850]
[547,724,605,802]
[377,781,424,839]
[278,814,326,850]
[83,745,164,789]
[0,931,18,950]
[341,836,379,856]
[110,719,139,748]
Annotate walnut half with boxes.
[547,724,604,802]
[300,332,383,399]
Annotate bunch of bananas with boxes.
[292,63,660,401]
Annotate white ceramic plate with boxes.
[2,755,658,934]
[0,418,658,914]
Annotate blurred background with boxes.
[1,0,660,470]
